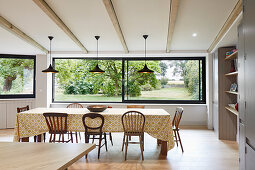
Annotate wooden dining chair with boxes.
[127,105,145,109]
[121,111,145,160]
[67,103,83,143]
[17,105,46,142]
[43,112,73,143]
[172,107,184,152]
[82,113,107,159]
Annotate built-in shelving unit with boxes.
[216,47,238,141]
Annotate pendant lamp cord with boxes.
[97,38,98,64]
[145,37,146,65]
[50,38,52,65]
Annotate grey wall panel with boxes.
[244,0,255,149]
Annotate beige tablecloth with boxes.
[13,108,174,151]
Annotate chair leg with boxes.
[79,132,81,140]
[109,132,113,146]
[33,136,37,142]
[75,132,78,143]
[49,133,52,143]
[62,133,64,143]
[177,130,184,152]
[70,133,73,143]
[43,133,46,142]
[139,135,144,160]
[98,134,102,159]
[142,133,144,151]
[92,135,95,143]
[173,130,178,146]
[125,135,129,161]
[122,134,125,151]
[104,133,108,151]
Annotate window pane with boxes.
[54,59,122,102]
[125,60,202,101]
[0,58,34,95]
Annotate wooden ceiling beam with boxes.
[0,16,48,53]
[166,0,179,53]
[33,0,88,53]
[102,0,129,53]
[208,0,242,53]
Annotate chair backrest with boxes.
[127,105,145,109]
[67,103,83,108]
[43,113,68,134]
[122,111,145,133]
[172,107,184,128]
[82,113,104,133]
[17,105,29,113]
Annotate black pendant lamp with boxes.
[42,36,59,73]
[138,35,154,73]
[89,36,105,73]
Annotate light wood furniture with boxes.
[122,111,145,160]
[14,108,174,157]
[82,113,107,159]
[127,105,145,109]
[43,112,73,143]
[172,107,184,152]
[0,142,95,170]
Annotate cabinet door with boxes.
[0,104,7,129]
[244,0,255,149]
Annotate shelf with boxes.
[225,51,238,60]
[225,106,239,116]
[225,72,238,76]
[225,91,238,95]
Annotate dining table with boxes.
[0,142,96,170]
[13,107,174,156]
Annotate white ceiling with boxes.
[0,0,240,55]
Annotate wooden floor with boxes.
[0,128,238,170]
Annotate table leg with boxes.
[21,137,29,142]
[157,139,162,145]
[37,134,42,142]
[160,141,167,156]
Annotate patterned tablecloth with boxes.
[13,108,174,151]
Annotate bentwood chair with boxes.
[172,107,184,152]
[127,105,145,109]
[17,105,46,142]
[82,113,107,159]
[121,111,145,160]
[67,103,83,142]
[43,113,73,143]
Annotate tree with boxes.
[159,62,168,77]
[0,58,33,92]
[55,59,161,97]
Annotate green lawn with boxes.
[55,87,193,101]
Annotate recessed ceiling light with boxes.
[192,33,197,37]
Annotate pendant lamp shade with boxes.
[42,36,59,73]
[89,36,105,73]
[138,35,154,73]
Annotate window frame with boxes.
[0,54,36,99]
[52,56,206,104]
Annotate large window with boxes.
[0,54,36,98]
[53,57,205,104]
